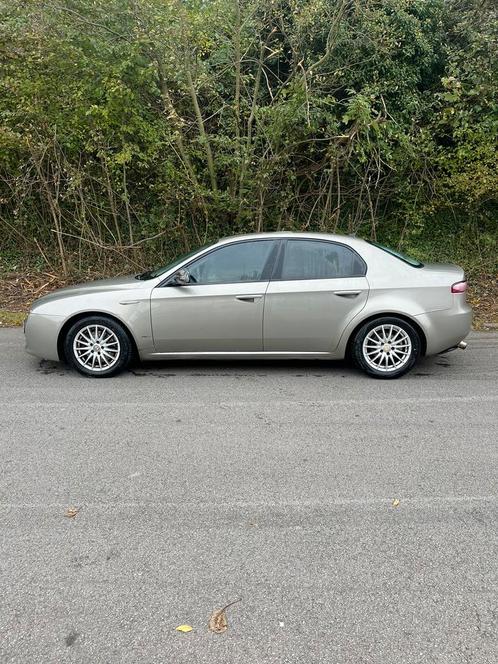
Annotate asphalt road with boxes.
[0,328,497,663]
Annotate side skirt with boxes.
[141,351,334,360]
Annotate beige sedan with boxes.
[25,232,472,378]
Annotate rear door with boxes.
[151,239,279,353]
[263,239,369,352]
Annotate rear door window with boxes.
[278,240,366,280]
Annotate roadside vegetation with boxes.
[0,0,496,323]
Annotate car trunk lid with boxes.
[420,263,465,281]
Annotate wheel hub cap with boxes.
[362,324,412,373]
[73,324,121,372]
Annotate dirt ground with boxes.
[0,272,72,327]
[0,270,497,329]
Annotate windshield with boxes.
[367,241,423,268]
[135,244,212,280]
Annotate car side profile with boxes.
[25,232,472,378]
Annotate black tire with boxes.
[64,315,132,378]
[351,316,421,379]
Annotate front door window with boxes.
[187,240,276,285]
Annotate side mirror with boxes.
[172,268,191,286]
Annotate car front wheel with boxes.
[352,317,420,379]
[64,316,132,377]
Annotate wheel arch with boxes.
[57,311,139,363]
[345,312,427,359]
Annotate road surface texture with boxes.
[0,328,497,663]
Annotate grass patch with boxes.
[0,310,26,327]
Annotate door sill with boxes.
[144,351,332,360]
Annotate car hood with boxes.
[31,274,149,307]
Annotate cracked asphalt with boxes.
[0,328,497,663]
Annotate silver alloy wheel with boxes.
[73,324,121,372]
[362,324,412,373]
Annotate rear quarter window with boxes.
[367,241,423,268]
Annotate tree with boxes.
[0,0,496,275]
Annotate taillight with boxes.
[451,281,468,293]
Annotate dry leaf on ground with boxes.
[392,498,400,507]
[64,507,80,518]
[175,624,193,633]
[208,599,241,634]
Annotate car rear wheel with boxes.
[352,317,420,379]
[64,316,132,377]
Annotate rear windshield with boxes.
[367,241,423,268]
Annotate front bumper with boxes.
[24,312,64,362]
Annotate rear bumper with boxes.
[24,313,64,361]
[415,303,472,355]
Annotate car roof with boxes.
[217,231,367,248]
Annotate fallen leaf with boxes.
[175,624,193,633]
[208,599,241,634]
[392,498,400,507]
[65,507,79,518]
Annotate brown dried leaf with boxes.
[65,507,80,518]
[208,599,241,634]
[392,498,400,508]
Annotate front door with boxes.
[264,239,369,352]
[151,239,278,353]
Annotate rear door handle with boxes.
[235,294,263,302]
[333,290,361,298]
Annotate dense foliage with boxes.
[0,0,496,275]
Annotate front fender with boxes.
[27,290,154,359]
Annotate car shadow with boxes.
[127,354,452,379]
[127,357,353,378]
[35,354,453,379]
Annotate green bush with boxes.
[0,0,496,276]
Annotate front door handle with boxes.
[235,294,263,302]
[333,290,361,298]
